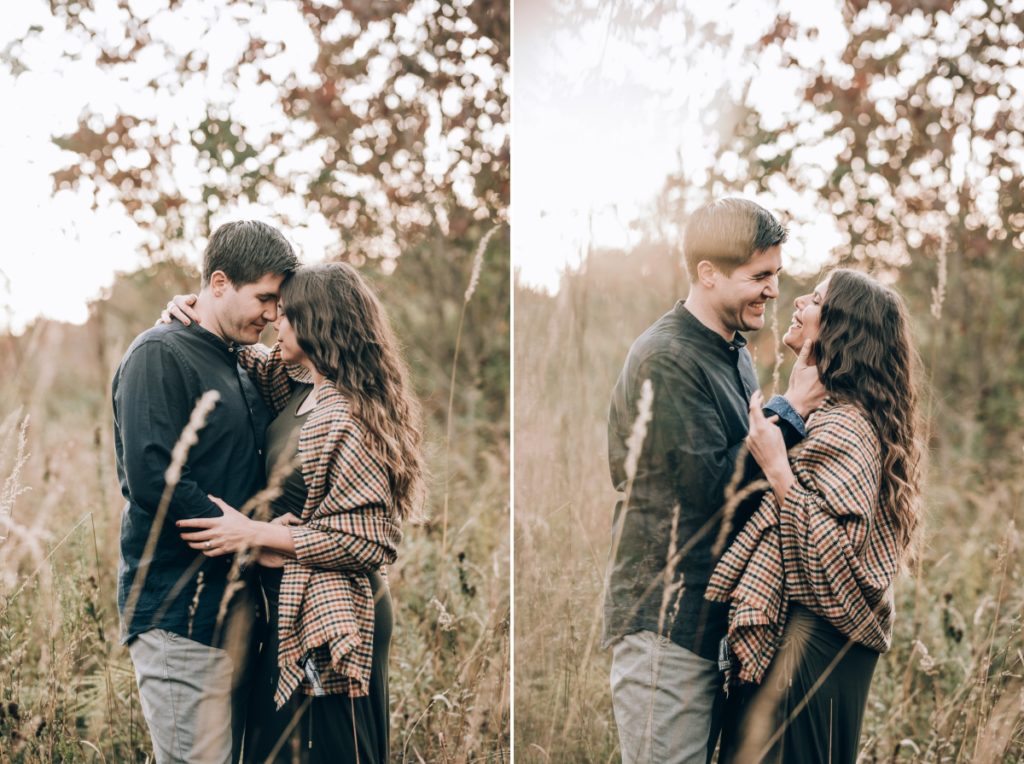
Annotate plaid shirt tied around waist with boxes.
[705,401,902,685]
[238,344,402,706]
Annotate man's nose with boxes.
[763,274,780,299]
[264,301,279,322]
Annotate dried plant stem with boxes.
[442,223,501,555]
[1,511,92,612]
[970,521,1016,762]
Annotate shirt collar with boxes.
[673,301,748,353]
[182,321,242,360]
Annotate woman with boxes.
[705,269,923,764]
[169,263,425,763]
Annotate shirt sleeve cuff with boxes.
[764,394,808,439]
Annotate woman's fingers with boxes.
[167,303,192,326]
[172,294,201,323]
[177,518,216,530]
[179,529,216,542]
[208,495,237,515]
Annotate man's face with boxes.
[216,272,285,345]
[706,245,783,334]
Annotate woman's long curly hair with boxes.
[282,263,426,522]
[815,269,924,563]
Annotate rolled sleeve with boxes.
[764,394,807,442]
[291,512,401,571]
[291,420,399,571]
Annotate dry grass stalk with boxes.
[930,233,948,320]
[769,300,784,395]
[622,379,653,485]
[0,411,31,545]
[442,222,504,555]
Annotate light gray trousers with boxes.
[129,628,235,764]
[610,630,721,764]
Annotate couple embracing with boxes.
[113,220,424,763]
[605,199,922,763]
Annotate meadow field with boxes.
[513,245,1024,763]
[0,232,510,762]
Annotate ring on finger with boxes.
[205,540,212,550]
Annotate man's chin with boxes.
[743,315,766,331]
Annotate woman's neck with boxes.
[307,362,327,394]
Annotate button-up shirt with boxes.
[114,321,271,647]
[604,302,805,660]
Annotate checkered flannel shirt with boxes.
[705,400,902,685]
[237,343,402,706]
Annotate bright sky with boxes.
[0,1,334,333]
[513,0,850,293]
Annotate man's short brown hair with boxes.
[683,198,788,278]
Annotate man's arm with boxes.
[115,340,220,521]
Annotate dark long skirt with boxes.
[244,570,393,764]
[719,604,879,764]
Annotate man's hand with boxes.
[155,294,201,326]
[783,340,826,419]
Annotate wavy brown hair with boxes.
[282,263,426,522]
[815,269,924,563]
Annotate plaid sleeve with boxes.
[291,421,401,571]
[235,343,293,413]
[779,406,899,646]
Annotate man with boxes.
[604,198,826,763]
[113,220,298,764]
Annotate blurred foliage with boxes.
[716,0,1024,463]
[8,0,508,265]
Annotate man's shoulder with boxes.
[120,322,186,359]
[628,313,707,371]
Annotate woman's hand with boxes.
[747,390,796,504]
[177,495,257,557]
[155,293,201,326]
[254,513,302,566]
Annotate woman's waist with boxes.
[785,601,887,652]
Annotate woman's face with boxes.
[274,305,307,364]
[783,275,830,356]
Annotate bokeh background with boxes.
[0,1,509,761]
[515,1,1023,761]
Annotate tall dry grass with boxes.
[513,249,1024,763]
[0,244,509,762]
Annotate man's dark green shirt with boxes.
[604,302,805,661]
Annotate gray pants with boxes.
[129,629,235,764]
[610,630,720,764]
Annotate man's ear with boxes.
[696,260,718,289]
[209,270,230,297]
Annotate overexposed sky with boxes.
[513,0,850,292]
[0,1,334,333]
[0,0,503,334]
